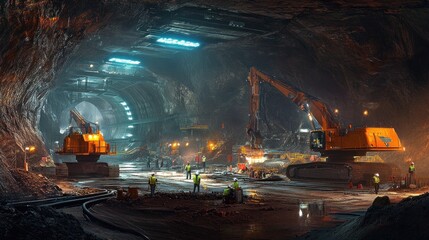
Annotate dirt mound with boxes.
[300,193,429,240]
[5,169,62,200]
[0,206,100,240]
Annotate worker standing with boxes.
[202,155,206,172]
[195,154,200,168]
[227,154,233,173]
[146,158,151,169]
[373,173,380,194]
[408,162,416,185]
[193,171,201,193]
[185,162,191,179]
[148,173,157,197]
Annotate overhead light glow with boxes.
[128,125,134,128]
[157,38,200,48]
[128,117,133,120]
[299,129,310,133]
[108,58,140,65]
[126,111,132,116]
[124,106,130,110]
[126,133,133,137]
[120,102,127,106]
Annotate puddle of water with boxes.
[297,200,327,227]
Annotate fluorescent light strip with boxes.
[157,38,200,48]
[108,58,140,65]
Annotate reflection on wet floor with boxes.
[298,200,326,227]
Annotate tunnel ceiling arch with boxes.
[41,5,285,150]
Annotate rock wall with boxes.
[0,0,145,197]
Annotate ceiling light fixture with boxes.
[108,58,140,65]
[157,38,200,48]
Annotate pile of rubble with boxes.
[4,169,62,200]
[0,205,100,240]
[300,193,429,240]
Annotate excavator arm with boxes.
[70,108,97,134]
[248,67,340,131]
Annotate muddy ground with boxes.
[3,160,429,240]
[90,192,340,240]
[0,205,100,240]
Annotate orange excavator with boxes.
[56,108,116,176]
[247,67,404,183]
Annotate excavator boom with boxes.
[248,67,340,130]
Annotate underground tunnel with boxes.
[1,0,429,239]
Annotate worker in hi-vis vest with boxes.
[148,173,157,196]
[193,171,201,193]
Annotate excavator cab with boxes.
[310,131,325,151]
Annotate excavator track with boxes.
[286,162,401,184]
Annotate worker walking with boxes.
[202,155,206,172]
[193,171,201,193]
[185,162,191,179]
[408,162,416,185]
[373,173,380,194]
[148,173,157,197]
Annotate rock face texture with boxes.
[0,0,114,197]
[1,1,429,196]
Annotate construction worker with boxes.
[408,162,416,185]
[202,155,206,172]
[223,185,233,203]
[373,173,380,194]
[148,173,157,197]
[193,171,201,193]
[185,162,191,179]
[232,177,240,190]
[195,154,200,168]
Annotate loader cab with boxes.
[310,130,325,151]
